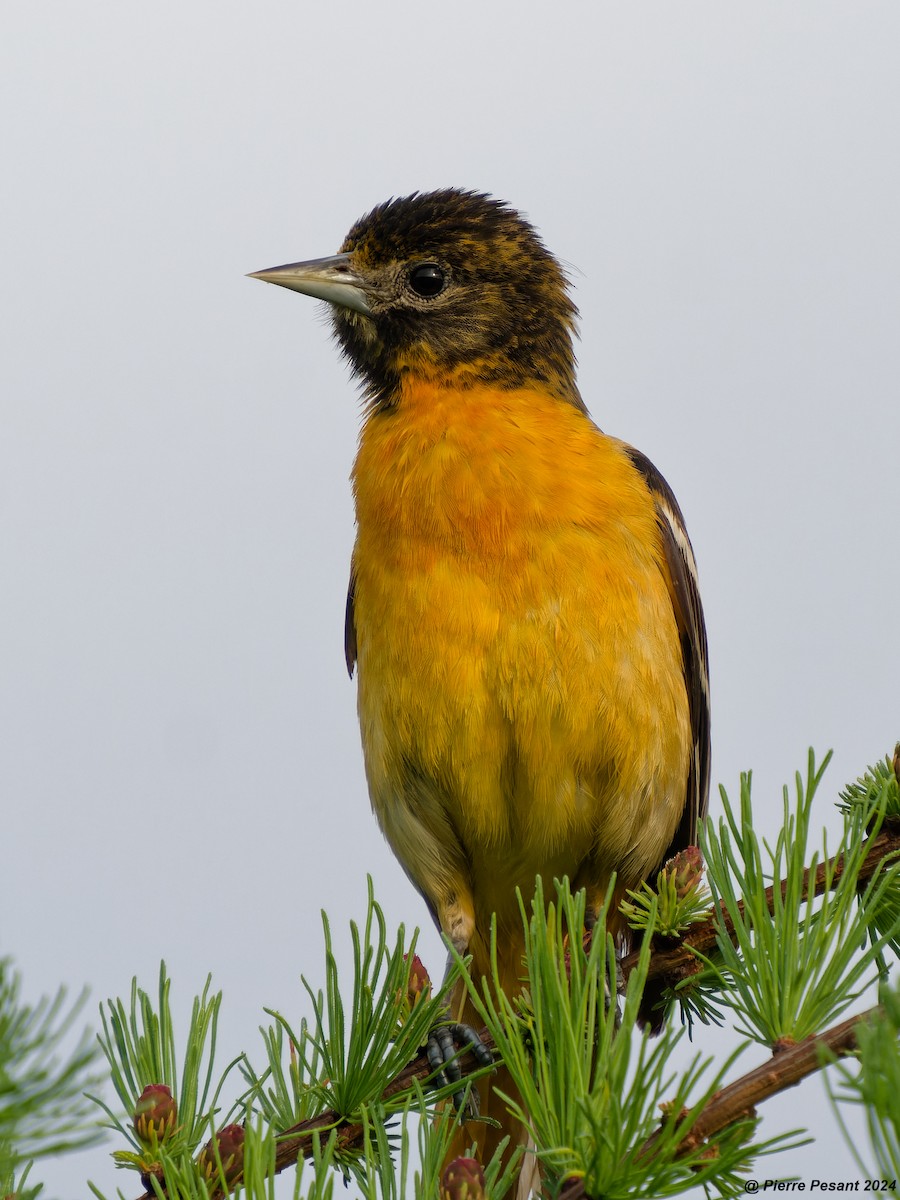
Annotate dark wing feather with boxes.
[345,564,357,678]
[625,447,710,861]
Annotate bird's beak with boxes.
[247,252,371,316]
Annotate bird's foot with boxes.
[425,1019,493,1113]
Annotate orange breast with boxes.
[350,375,690,950]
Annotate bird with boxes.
[250,189,710,1191]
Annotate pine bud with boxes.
[405,953,431,1007]
[666,845,704,899]
[441,1156,486,1200]
[196,1123,245,1184]
[133,1084,177,1144]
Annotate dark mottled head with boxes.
[251,189,582,410]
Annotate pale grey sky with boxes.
[2,1,899,1195]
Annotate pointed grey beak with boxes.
[247,252,371,315]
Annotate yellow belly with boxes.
[351,376,690,971]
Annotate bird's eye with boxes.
[408,263,446,298]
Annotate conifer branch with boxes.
[621,820,900,995]
[557,1005,874,1200]
[268,1035,497,1176]
[131,820,900,1200]
[133,1035,499,1200]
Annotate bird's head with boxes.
[250,189,582,410]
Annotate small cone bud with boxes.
[405,953,431,1006]
[196,1123,245,1184]
[441,1156,486,1200]
[666,845,704,899]
[133,1084,177,1144]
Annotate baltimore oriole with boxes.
[251,189,710,1192]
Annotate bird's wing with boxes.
[625,447,711,857]
[345,564,357,678]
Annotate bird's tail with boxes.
[441,933,542,1199]
[439,887,650,1198]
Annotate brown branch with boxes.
[270,1032,498,1175]
[133,820,900,1199]
[557,1005,874,1200]
[134,1034,498,1200]
[620,821,900,993]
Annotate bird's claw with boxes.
[425,1021,493,1111]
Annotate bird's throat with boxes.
[352,374,603,563]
